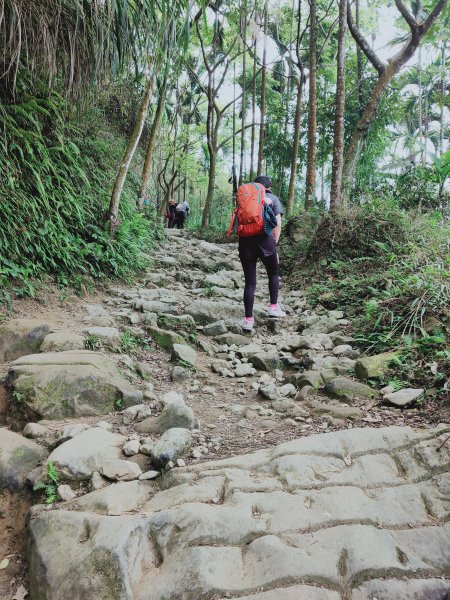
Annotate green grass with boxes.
[0,83,163,304]
[283,200,450,398]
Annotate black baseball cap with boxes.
[254,175,272,189]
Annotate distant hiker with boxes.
[166,199,177,228]
[227,175,286,332]
[175,200,189,229]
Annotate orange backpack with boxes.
[227,182,265,238]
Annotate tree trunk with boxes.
[138,72,168,203]
[343,0,447,198]
[330,0,347,211]
[202,149,216,229]
[108,73,154,231]
[355,0,363,116]
[304,0,317,209]
[439,42,445,155]
[239,0,248,184]
[286,78,303,216]
[250,39,257,181]
[257,0,268,176]
[418,46,424,166]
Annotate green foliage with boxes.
[84,334,101,351]
[0,88,161,302]
[285,200,449,396]
[118,329,152,353]
[33,461,59,505]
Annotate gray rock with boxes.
[41,332,85,352]
[288,370,323,390]
[308,399,363,420]
[325,377,377,401]
[25,425,450,600]
[214,333,251,348]
[7,351,142,426]
[146,325,184,352]
[355,351,400,380]
[299,315,339,334]
[332,344,354,357]
[235,363,255,377]
[203,321,228,336]
[0,319,54,362]
[151,428,193,469]
[186,299,266,324]
[58,423,90,443]
[279,384,297,397]
[23,422,53,440]
[238,343,263,359]
[258,383,282,402]
[384,388,424,407]
[48,427,125,480]
[250,352,280,372]
[171,365,191,382]
[57,484,76,502]
[122,439,140,457]
[296,385,315,400]
[84,326,120,342]
[0,427,48,491]
[96,420,113,431]
[139,470,160,480]
[122,404,152,425]
[91,471,109,491]
[136,395,195,434]
[100,459,142,481]
[172,343,197,367]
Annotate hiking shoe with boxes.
[267,304,286,318]
[241,317,255,332]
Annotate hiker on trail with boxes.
[175,200,189,229]
[165,199,177,228]
[227,174,286,332]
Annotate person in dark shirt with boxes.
[165,199,177,228]
[238,175,286,332]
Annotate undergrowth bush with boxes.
[0,87,161,304]
[283,200,450,399]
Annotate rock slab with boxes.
[7,350,142,425]
[27,425,450,599]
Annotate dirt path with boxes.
[0,229,447,599]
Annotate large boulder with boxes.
[40,332,84,352]
[0,319,54,362]
[47,427,125,481]
[28,510,157,600]
[7,351,143,426]
[355,351,400,380]
[26,425,450,600]
[324,377,377,401]
[0,428,48,491]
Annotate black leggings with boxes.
[240,254,279,318]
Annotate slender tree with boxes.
[108,71,155,231]
[304,0,318,209]
[239,0,248,184]
[343,0,448,197]
[138,70,169,203]
[330,0,348,211]
[250,35,258,181]
[286,0,306,217]
[257,0,269,176]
